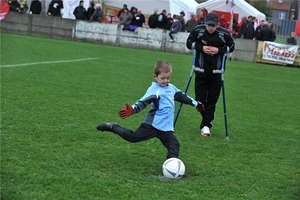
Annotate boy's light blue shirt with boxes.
[132,82,197,132]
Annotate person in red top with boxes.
[219,14,227,28]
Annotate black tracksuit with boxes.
[186,25,235,129]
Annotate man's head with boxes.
[205,12,218,34]
[154,60,172,87]
[180,11,185,17]
[291,32,295,37]
[79,0,84,6]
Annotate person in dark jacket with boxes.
[178,11,186,32]
[186,12,235,137]
[185,14,197,33]
[268,22,276,42]
[286,32,297,45]
[86,2,95,21]
[29,0,41,14]
[148,8,158,28]
[130,8,145,27]
[258,21,273,41]
[73,0,87,20]
[47,0,63,17]
[165,13,173,30]
[156,9,167,29]
[244,16,254,39]
[255,20,264,40]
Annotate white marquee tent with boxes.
[59,0,199,20]
[103,0,199,19]
[196,0,266,22]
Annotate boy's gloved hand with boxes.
[119,103,134,119]
[196,101,205,112]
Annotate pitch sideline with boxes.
[0,58,98,68]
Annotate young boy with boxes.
[169,14,182,42]
[97,60,204,159]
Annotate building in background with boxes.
[269,0,299,20]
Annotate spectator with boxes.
[73,0,87,20]
[286,32,297,45]
[196,10,205,25]
[86,2,95,21]
[156,9,167,29]
[257,21,273,41]
[130,8,145,27]
[238,16,248,38]
[232,16,238,33]
[169,14,181,43]
[129,6,137,20]
[185,13,197,33]
[165,13,173,30]
[148,8,158,28]
[244,16,255,39]
[178,11,186,32]
[96,60,204,159]
[47,0,63,17]
[268,22,276,42]
[117,4,127,19]
[16,0,28,13]
[219,14,227,28]
[90,3,103,22]
[29,0,41,14]
[8,0,19,11]
[255,19,264,40]
[119,8,132,30]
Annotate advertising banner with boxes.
[262,41,298,65]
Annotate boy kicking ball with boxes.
[97,60,204,159]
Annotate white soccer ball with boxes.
[162,158,185,179]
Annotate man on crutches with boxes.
[186,12,235,137]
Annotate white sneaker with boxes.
[201,126,212,137]
[170,39,174,43]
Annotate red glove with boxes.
[196,101,205,112]
[119,103,134,119]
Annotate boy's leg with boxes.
[203,77,222,128]
[157,131,180,159]
[98,122,159,143]
[169,32,174,40]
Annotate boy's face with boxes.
[154,71,172,87]
[206,24,217,34]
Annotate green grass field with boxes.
[1,33,300,200]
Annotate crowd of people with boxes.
[6,1,298,45]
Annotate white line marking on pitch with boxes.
[0,58,98,68]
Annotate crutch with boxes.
[213,47,229,139]
[174,50,196,127]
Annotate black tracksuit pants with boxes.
[111,123,180,159]
[194,74,222,129]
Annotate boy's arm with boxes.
[174,91,204,112]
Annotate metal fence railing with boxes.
[266,17,299,45]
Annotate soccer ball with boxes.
[162,158,185,179]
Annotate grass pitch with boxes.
[1,33,300,199]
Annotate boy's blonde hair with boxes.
[154,60,172,75]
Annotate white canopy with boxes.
[196,0,266,22]
[103,0,199,19]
